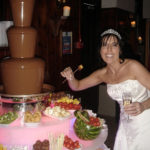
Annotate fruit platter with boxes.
[43,106,72,120]
[0,92,108,150]
[47,94,82,110]
[33,135,82,150]
[74,110,104,140]
[24,111,42,127]
[0,111,18,125]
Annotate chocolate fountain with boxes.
[0,0,45,95]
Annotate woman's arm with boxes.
[131,60,150,90]
[124,60,150,115]
[132,60,150,110]
[60,67,104,91]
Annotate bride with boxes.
[61,28,150,150]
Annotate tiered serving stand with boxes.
[0,88,108,150]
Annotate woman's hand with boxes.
[60,67,74,81]
[124,102,145,116]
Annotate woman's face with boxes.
[100,35,120,65]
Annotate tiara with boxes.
[101,29,122,39]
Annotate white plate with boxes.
[0,123,9,127]
[24,122,40,127]
[64,144,82,150]
[68,110,75,114]
[43,111,72,120]
[0,118,18,126]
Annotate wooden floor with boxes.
[98,115,118,150]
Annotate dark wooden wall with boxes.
[31,0,81,91]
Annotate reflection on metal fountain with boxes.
[0,84,55,103]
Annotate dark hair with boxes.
[97,34,124,68]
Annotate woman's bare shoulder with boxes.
[125,59,149,77]
[125,59,144,68]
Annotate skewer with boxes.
[62,64,83,84]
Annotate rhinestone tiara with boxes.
[101,29,122,39]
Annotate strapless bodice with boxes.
[107,79,149,103]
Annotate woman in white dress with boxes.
[60,28,150,150]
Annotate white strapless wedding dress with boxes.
[107,80,150,150]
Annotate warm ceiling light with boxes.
[131,21,136,28]
[138,36,142,44]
